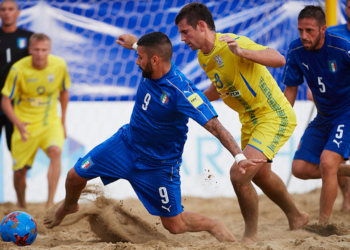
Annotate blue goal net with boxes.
[10,0,347,101]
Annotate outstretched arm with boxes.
[203,117,266,174]
[218,35,285,68]
[116,34,138,50]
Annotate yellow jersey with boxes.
[198,33,292,125]
[2,54,71,129]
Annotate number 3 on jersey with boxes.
[142,93,151,110]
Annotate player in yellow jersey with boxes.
[175,3,309,243]
[1,33,71,209]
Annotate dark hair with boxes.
[175,3,215,31]
[298,5,326,26]
[137,32,173,62]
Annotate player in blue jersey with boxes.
[283,6,350,224]
[326,0,350,212]
[327,0,350,40]
[44,32,264,242]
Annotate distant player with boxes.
[283,6,350,224]
[43,32,264,242]
[1,33,70,209]
[327,0,350,39]
[0,0,33,151]
[174,2,309,243]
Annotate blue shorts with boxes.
[294,114,350,164]
[74,127,183,217]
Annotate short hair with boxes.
[175,3,215,31]
[298,5,326,26]
[29,33,51,46]
[0,0,19,9]
[137,32,173,62]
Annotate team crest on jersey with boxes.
[81,157,94,170]
[328,60,337,73]
[47,74,54,83]
[17,38,27,49]
[160,91,170,105]
[213,54,224,68]
[37,86,45,95]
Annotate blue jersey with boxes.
[282,31,350,117]
[125,62,217,163]
[327,24,350,40]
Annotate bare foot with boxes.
[43,201,79,229]
[318,213,329,225]
[289,211,310,230]
[210,219,237,242]
[46,201,54,209]
[16,201,27,209]
[240,235,257,245]
[341,201,350,212]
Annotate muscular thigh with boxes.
[241,107,296,161]
[74,128,135,184]
[11,127,40,170]
[324,116,350,159]
[39,122,64,154]
[129,161,183,218]
[295,115,350,164]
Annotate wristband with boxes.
[235,153,246,164]
[132,42,138,50]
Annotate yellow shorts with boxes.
[11,121,64,171]
[241,106,297,160]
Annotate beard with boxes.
[303,31,321,51]
[140,60,153,79]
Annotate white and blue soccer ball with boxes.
[0,211,37,246]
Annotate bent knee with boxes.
[161,217,184,234]
[292,160,316,179]
[319,160,338,177]
[163,223,182,234]
[48,146,62,158]
[66,168,80,182]
[230,166,251,186]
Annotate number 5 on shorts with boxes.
[336,124,344,139]
[159,187,169,204]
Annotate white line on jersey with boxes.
[302,62,309,70]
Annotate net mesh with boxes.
[9,0,345,101]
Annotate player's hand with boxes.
[238,159,267,174]
[116,34,138,50]
[17,122,31,142]
[219,35,243,57]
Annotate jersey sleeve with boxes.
[1,66,21,99]
[234,35,269,51]
[229,35,269,64]
[60,62,71,91]
[176,82,218,126]
[281,46,304,87]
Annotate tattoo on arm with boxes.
[203,117,242,156]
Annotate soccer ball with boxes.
[0,211,38,246]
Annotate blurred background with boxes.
[15,0,347,101]
[0,0,347,203]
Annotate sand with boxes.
[1,185,350,250]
